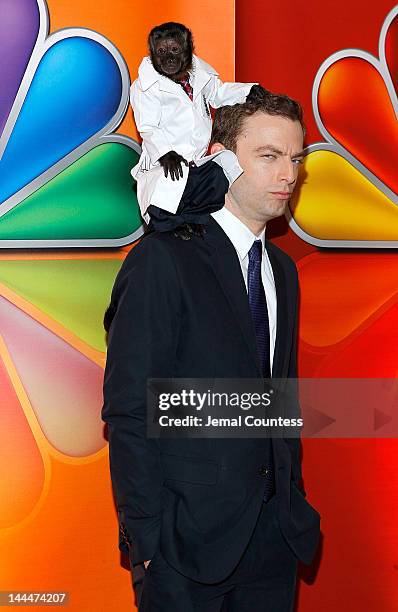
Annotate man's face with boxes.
[226,112,304,226]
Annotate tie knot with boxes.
[248,240,263,264]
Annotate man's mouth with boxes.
[270,191,292,200]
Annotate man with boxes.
[102,86,320,611]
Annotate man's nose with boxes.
[278,159,296,184]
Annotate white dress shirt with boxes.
[211,207,277,372]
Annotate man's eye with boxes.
[261,154,275,160]
[292,158,303,165]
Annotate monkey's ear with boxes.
[148,33,156,58]
[183,26,194,55]
[148,28,161,59]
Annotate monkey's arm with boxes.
[130,80,174,164]
[207,77,258,108]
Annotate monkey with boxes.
[130,22,258,223]
[148,23,193,182]
[149,22,193,80]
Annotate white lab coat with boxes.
[130,54,256,222]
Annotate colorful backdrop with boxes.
[0,0,397,610]
[236,1,398,609]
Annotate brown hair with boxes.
[210,85,305,152]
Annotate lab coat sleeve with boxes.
[207,77,258,108]
[130,80,172,164]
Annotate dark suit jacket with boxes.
[102,217,320,583]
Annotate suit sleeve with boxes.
[130,80,172,164]
[207,76,257,108]
[102,236,181,565]
[284,262,307,497]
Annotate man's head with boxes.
[210,86,305,234]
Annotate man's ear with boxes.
[210,142,226,155]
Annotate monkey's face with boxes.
[152,36,192,80]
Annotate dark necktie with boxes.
[247,239,275,502]
[248,240,271,378]
[179,75,193,101]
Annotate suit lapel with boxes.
[265,242,290,378]
[204,219,293,379]
[204,219,263,376]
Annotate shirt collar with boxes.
[211,207,266,260]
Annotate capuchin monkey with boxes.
[130,22,258,221]
[148,22,193,181]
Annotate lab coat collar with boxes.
[137,55,218,96]
[191,56,218,100]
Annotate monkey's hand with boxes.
[158,151,188,181]
[246,84,263,102]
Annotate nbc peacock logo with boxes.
[288,5,398,248]
[0,0,142,248]
[0,1,141,596]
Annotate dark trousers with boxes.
[132,495,298,611]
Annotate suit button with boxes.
[258,465,269,476]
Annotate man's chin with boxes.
[263,199,289,221]
[272,198,290,217]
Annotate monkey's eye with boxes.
[171,47,181,54]
[157,48,166,55]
